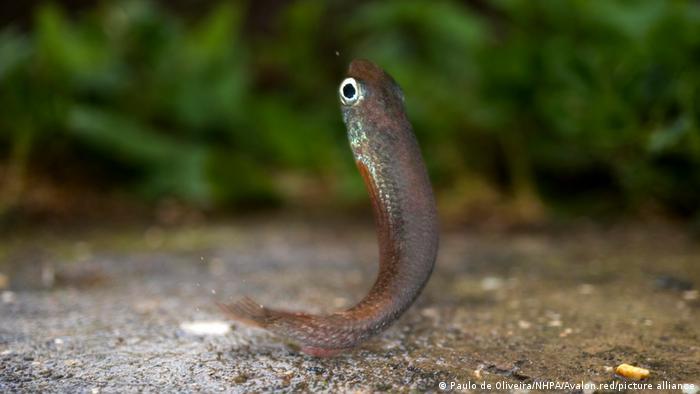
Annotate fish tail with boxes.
[218,296,275,328]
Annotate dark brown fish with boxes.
[221,59,439,357]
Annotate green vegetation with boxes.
[2,0,700,220]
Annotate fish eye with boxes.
[339,77,362,105]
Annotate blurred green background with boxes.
[2,0,700,224]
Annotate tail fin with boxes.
[218,297,273,328]
[218,296,312,328]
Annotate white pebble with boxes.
[180,321,231,336]
[2,291,15,304]
[481,276,503,291]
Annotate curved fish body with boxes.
[221,59,439,357]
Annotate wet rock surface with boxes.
[1,220,699,392]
